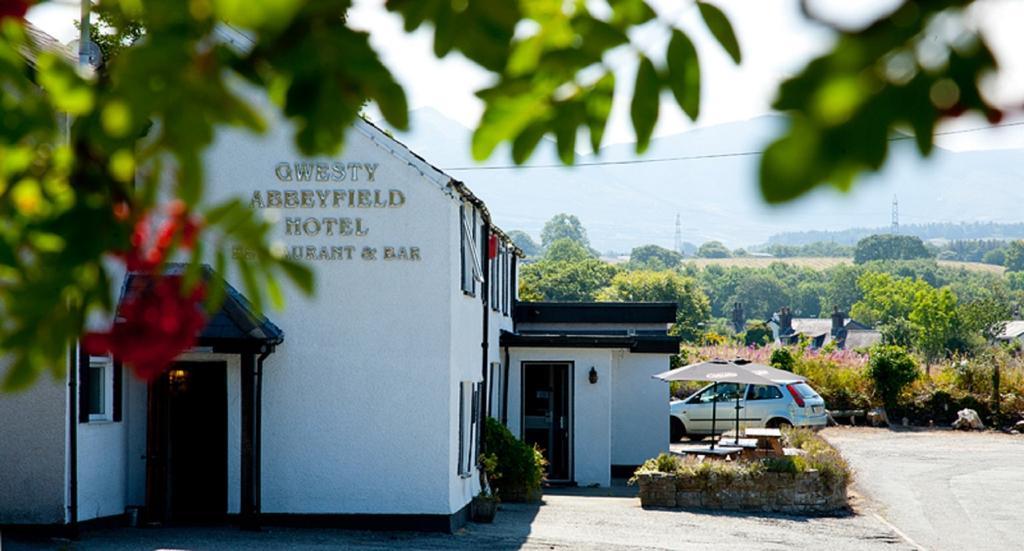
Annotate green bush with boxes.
[770,347,796,372]
[483,417,546,502]
[867,345,920,409]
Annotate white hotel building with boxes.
[1,28,677,534]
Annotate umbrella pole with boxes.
[710,382,717,450]
[735,389,741,445]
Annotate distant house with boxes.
[768,307,881,350]
[996,320,1024,343]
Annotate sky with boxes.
[27,0,1024,152]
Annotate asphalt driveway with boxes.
[821,426,1024,551]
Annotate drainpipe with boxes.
[254,348,270,525]
[478,223,490,462]
[501,344,510,426]
[68,343,79,537]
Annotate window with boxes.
[460,204,483,295]
[687,383,743,404]
[488,362,505,420]
[457,381,480,477]
[87,361,106,417]
[79,344,121,423]
[501,246,510,315]
[490,237,500,311]
[746,384,784,401]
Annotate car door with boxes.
[743,384,787,428]
[679,383,743,434]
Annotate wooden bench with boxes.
[743,428,784,456]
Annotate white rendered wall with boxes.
[610,353,671,467]
[76,364,128,522]
[507,348,614,487]
[0,360,67,524]
[202,97,459,515]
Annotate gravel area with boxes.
[821,426,1024,551]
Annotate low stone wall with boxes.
[635,470,847,514]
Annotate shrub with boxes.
[770,347,796,372]
[483,417,546,502]
[867,345,920,409]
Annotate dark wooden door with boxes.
[146,362,228,522]
[522,363,571,481]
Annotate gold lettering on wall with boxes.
[248,160,421,263]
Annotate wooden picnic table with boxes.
[743,428,784,456]
[672,444,743,459]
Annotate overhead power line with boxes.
[443,120,1024,171]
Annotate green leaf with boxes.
[237,255,263,316]
[697,2,741,64]
[278,258,314,296]
[585,72,615,152]
[759,118,820,203]
[666,30,700,121]
[511,122,547,165]
[630,56,660,154]
[608,0,656,27]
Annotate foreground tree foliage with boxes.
[0,0,1014,388]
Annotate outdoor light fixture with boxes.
[588,367,598,384]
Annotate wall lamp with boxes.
[588,367,599,384]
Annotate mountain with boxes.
[388,108,1024,252]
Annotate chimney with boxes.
[779,307,793,335]
[831,306,845,336]
[731,302,744,334]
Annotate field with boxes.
[680,256,1006,273]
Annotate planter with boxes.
[470,496,499,523]
[634,470,848,514]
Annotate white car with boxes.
[669,380,827,441]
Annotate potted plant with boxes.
[471,453,500,523]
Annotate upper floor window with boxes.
[460,203,482,295]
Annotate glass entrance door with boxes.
[522,362,571,481]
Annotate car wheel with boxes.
[670,417,685,442]
[767,418,792,429]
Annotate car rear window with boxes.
[791,382,819,399]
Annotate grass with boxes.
[680,257,1005,273]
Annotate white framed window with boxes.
[488,362,505,421]
[460,204,483,295]
[458,380,480,477]
[87,355,114,422]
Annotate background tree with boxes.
[854,234,932,264]
[596,270,710,342]
[1004,241,1024,272]
[507,230,541,258]
[696,241,731,259]
[541,238,593,263]
[540,213,590,249]
[908,286,958,367]
[627,244,682,270]
[727,273,789,320]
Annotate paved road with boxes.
[4,489,909,551]
[822,427,1024,551]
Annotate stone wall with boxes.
[635,470,847,514]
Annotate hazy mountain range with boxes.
[389,108,1024,253]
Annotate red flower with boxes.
[84,276,207,380]
[0,1,31,21]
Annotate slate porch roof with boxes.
[118,264,283,350]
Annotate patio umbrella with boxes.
[654,359,775,449]
[730,358,807,382]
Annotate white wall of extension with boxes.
[506,348,614,487]
[610,353,670,467]
[506,348,672,487]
